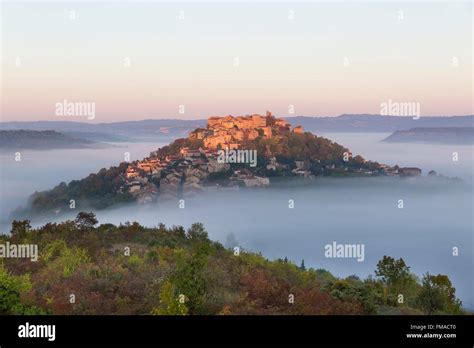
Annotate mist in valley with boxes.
[0,134,472,308]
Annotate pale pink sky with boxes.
[2,2,472,122]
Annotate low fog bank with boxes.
[321,133,473,181]
[1,135,472,308]
[4,177,471,308]
[0,142,165,220]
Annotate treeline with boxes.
[244,132,382,175]
[23,163,133,216]
[18,131,383,217]
[157,131,382,176]
[0,214,463,315]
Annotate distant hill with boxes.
[1,115,472,141]
[0,130,108,150]
[18,113,421,217]
[288,115,474,133]
[0,119,206,142]
[383,127,474,145]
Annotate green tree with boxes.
[375,256,410,286]
[416,273,462,314]
[151,281,188,315]
[43,240,91,277]
[375,256,418,306]
[186,223,209,242]
[10,220,31,239]
[74,212,98,230]
[0,264,44,314]
[171,243,211,314]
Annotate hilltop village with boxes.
[123,112,289,203]
[121,112,421,204]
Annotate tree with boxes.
[10,220,31,239]
[300,259,306,271]
[0,264,45,314]
[375,256,416,305]
[186,223,208,242]
[171,244,211,314]
[416,273,462,314]
[151,281,188,315]
[74,212,98,230]
[375,256,410,286]
[43,240,91,277]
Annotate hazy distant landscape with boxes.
[1,0,472,321]
[383,127,474,145]
[1,121,472,311]
[2,115,472,142]
[0,130,111,150]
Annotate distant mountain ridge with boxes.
[383,127,474,145]
[0,130,108,150]
[290,115,474,133]
[0,119,206,142]
[1,115,472,141]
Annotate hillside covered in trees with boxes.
[157,131,383,176]
[0,213,463,315]
[19,129,385,218]
[21,162,134,216]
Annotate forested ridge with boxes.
[0,213,463,315]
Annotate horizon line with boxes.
[1,113,474,124]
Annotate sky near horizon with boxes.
[1,1,472,122]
